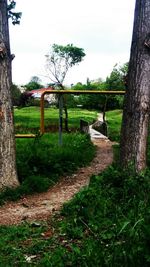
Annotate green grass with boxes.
[0,133,96,204]
[1,166,150,266]
[1,109,150,266]
[106,109,122,141]
[14,107,97,133]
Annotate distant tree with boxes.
[45,43,86,131]
[25,76,43,91]
[11,83,21,106]
[0,0,21,190]
[102,63,128,114]
[30,76,42,84]
[106,63,128,91]
[120,0,150,172]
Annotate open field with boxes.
[14,107,98,134]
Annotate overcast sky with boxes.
[9,0,136,86]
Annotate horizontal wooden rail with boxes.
[15,134,37,138]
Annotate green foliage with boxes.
[106,109,122,141]
[19,77,44,107]
[16,133,95,181]
[1,106,150,266]
[1,166,150,266]
[11,84,21,106]
[106,63,128,91]
[71,63,126,111]
[55,166,150,266]
[0,223,48,266]
[52,43,86,67]
[100,63,128,111]
[24,81,43,92]
[7,0,22,25]
[72,82,108,110]
[46,44,86,85]
[0,133,95,203]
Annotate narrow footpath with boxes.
[0,117,113,225]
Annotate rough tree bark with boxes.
[120,0,150,172]
[0,0,19,189]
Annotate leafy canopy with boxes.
[106,62,128,90]
[7,0,22,25]
[45,44,86,86]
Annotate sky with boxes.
[9,0,136,86]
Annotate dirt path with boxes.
[0,139,113,226]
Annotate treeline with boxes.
[12,63,128,111]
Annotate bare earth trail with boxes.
[0,137,113,226]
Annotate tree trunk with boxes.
[58,84,69,132]
[63,97,69,132]
[0,0,19,189]
[120,0,150,172]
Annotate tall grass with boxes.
[0,133,96,204]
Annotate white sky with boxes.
[9,0,136,86]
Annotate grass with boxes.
[14,107,97,133]
[1,109,150,266]
[0,133,96,204]
[106,109,122,141]
[1,167,150,266]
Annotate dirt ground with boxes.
[0,139,113,226]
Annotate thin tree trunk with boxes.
[58,84,69,132]
[63,96,69,132]
[0,0,19,189]
[120,0,150,172]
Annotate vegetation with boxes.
[1,110,150,266]
[11,83,21,106]
[106,110,122,142]
[14,107,98,134]
[45,43,86,131]
[0,0,150,264]
[0,133,96,205]
[24,76,44,91]
[45,44,86,86]
[0,98,97,203]
[1,113,150,265]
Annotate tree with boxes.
[103,63,128,114]
[45,44,86,131]
[120,0,150,172]
[106,63,128,91]
[11,83,21,106]
[25,76,43,91]
[0,0,21,189]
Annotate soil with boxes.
[0,138,113,226]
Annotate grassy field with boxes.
[1,109,150,266]
[14,107,98,133]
